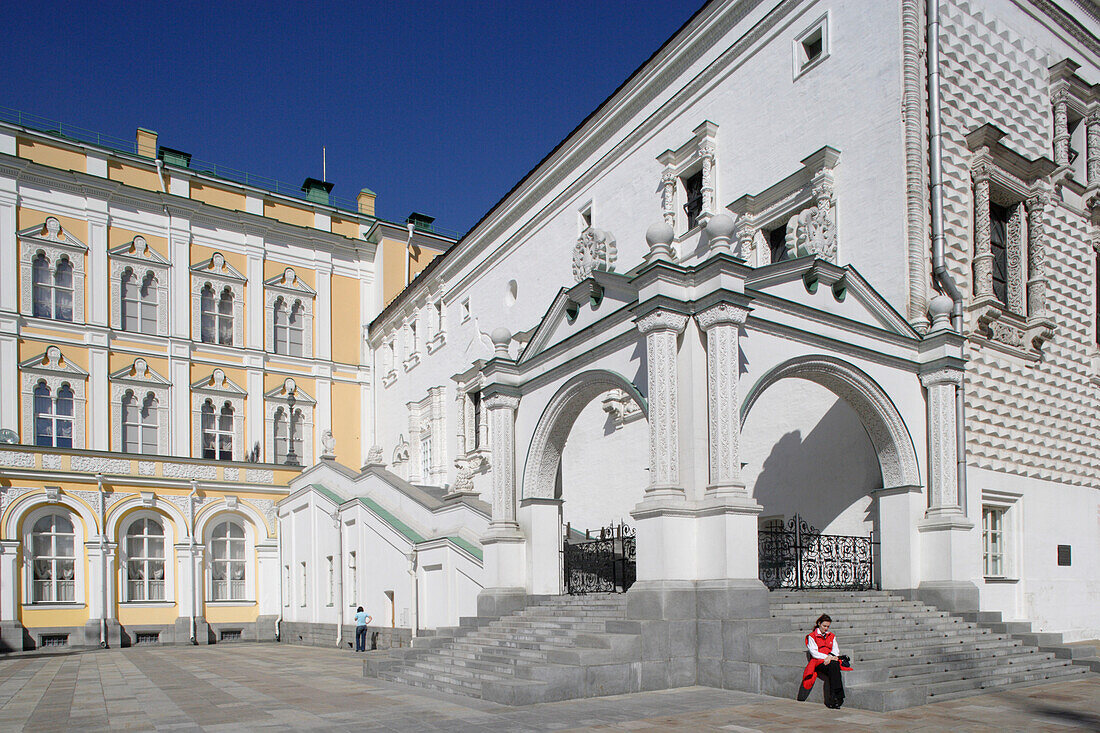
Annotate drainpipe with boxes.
[275,524,283,642]
[332,508,343,649]
[405,222,414,287]
[188,481,199,644]
[406,551,418,638]
[927,0,968,512]
[96,475,108,648]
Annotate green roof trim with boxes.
[446,536,483,561]
[309,483,344,506]
[357,496,425,543]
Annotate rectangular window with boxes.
[982,506,1006,577]
[682,170,704,231]
[767,225,789,264]
[471,391,483,450]
[420,432,432,479]
[299,562,307,607]
[989,203,1010,307]
[326,556,334,606]
[348,551,356,605]
[283,564,290,607]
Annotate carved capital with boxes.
[970,158,992,183]
[919,368,963,388]
[484,393,520,412]
[635,309,689,335]
[695,303,750,330]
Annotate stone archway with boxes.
[521,369,648,501]
[741,355,920,490]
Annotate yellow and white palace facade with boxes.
[0,121,451,649]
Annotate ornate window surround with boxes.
[403,315,421,372]
[451,365,490,493]
[425,291,447,354]
[18,217,87,323]
[967,125,1058,355]
[981,489,1021,581]
[118,510,176,603]
[190,368,247,461]
[728,146,840,267]
[190,253,246,347]
[407,386,446,486]
[109,358,171,455]
[203,514,256,603]
[263,267,315,357]
[1048,59,1099,190]
[23,504,86,607]
[263,378,315,465]
[109,236,170,336]
[382,337,398,387]
[391,434,411,480]
[19,346,88,449]
[657,120,719,240]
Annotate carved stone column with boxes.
[636,309,689,496]
[485,392,521,530]
[695,303,750,495]
[735,216,757,263]
[919,368,963,512]
[1006,204,1026,314]
[1026,191,1049,319]
[971,162,993,299]
[1052,90,1070,167]
[699,142,716,224]
[1087,110,1100,184]
[661,168,676,228]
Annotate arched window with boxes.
[288,301,304,356]
[201,400,233,460]
[31,513,76,603]
[140,272,158,334]
[54,258,74,322]
[34,381,74,448]
[122,270,158,334]
[125,517,165,601]
[209,520,246,600]
[273,407,304,464]
[273,298,305,356]
[273,297,288,354]
[32,253,52,318]
[200,284,216,343]
[122,391,158,455]
[217,288,234,345]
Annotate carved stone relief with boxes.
[572,228,617,282]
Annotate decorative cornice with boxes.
[635,309,689,335]
[695,303,750,330]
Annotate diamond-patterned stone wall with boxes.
[938,0,1100,486]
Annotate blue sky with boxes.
[5,1,704,235]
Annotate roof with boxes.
[357,496,425,543]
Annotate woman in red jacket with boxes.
[802,613,849,708]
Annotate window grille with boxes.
[40,634,68,647]
[135,632,160,645]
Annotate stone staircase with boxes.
[365,594,643,705]
[755,590,1092,711]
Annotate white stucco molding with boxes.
[263,378,316,465]
[108,236,170,336]
[109,357,171,455]
[189,252,246,346]
[190,368,247,461]
[263,267,316,357]
[18,216,88,322]
[19,345,89,449]
[521,370,648,501]
[740,354,921,490]
[656,120,719,232]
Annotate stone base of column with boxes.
[0,621,26,652]
[174,615,210,644]
[695,578,770,620]
[625,580,697,621]
[83,618,122,649]
[871,485,923,589]
[697,495,762,580]
[916,581,980,614]
[476,587,533,621]
[482,522,527,593]
[918,507,977,613]
[631,495,696,583]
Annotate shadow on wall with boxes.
[748,387,883,536]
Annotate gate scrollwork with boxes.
[758,514,877,591]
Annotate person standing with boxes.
[801,613,849,708]
[354,606,373,652]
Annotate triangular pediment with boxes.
[263,267,316,297]
[109,357,171,386]
[108,236,170,266]
[19,345,89,377]
[263,378,317,406]
[190,252,246,282]
[519,271,638,363]
[17,217,87,252]
[190,368,247,395]
[745,258,919,338]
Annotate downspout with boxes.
[927,0,968,512]
[407,550,418,638]
[275,522,282,642]
[96,475,108,648]
[405,222,414,287]
[188,481,199,644]
[332,508,343,649]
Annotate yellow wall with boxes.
[263,200,313,229]
[192,364,248,391]
[331,381,361,463]
[107,161,162,191]
[108,352,170,378]
[17,138,86,174]
[17,207,88,243]
[191,182,247,212]
[264,373,314,394]
[263,259,315,289]
[204,603,259,623]
[380,236,442,307]
[109,339,169,357]
[331,216,359,240]
[190,244,247,277]
[19,340,89,371]
[108,226,169,259]
[331,275,361,364]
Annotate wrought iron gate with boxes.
[562,522,636,594]
[758,514,877,590]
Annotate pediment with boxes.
[519,271,638,363]
[108,236,170,266]
[263,267,316,297]
[190,368,247,395]
[745,258,919,338]
[190,252,246,282]
[263,378,317,406]
[109,358,171,386]
[19,345,89,377]
[17,217,87,252]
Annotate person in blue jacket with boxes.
[354,606,373,652]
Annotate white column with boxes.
[88,347,109,450]
[359,379,372,467]
[921,368,962,513]
[256,544,279,616]
[86,211,109,327]
[1088,110,1100,184]
[518,498,562,596]
[480,391,526,599]
[85,541,117,622]
[1025,191,1050,319]
[0,541,21,623]
[315,375,332,463]
[0,187,17,313]
[1052,90,1070,167]
[246,243,264,350]
[247,369,264,459]
[695,303,750,495]
[316,261,332,361]
[635,309,688,496]
[170,346,191,456]
[0,334,17,433]
[169,215,191,338]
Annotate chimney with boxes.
[406,212,435,233]
[136,128,158,159]
[357,188,376,217]
[301,177,334,205]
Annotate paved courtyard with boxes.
[0,643,1096,732]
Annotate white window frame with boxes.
[793,12,830,80]
[299,561,307,607]
[206,517,253,602]
[656,121,719,239]
[326,555,334,607]
[264,379,315,465]
[264,267,315,357]
[119,512,176,604]
[23,504,85,606]
[190,369,246,461]
[109,236,169,336]
[981,490,1021,581]
[18,217,87,324]
[110,358,171,455]
[408,386,446,485]
[20,346,88,449]
[121,390,159,455]
[190,253,246,347]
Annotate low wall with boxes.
[279,622,413,651]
